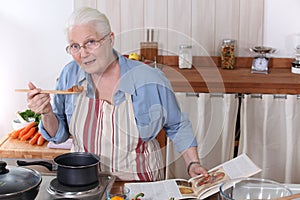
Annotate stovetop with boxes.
[35,173,115,200]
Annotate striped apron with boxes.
[69,82,164,181]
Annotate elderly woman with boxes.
[27,7,207,181]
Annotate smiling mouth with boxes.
[84,59,96,65]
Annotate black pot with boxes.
[17,152,100,186]
[0,161,42,200]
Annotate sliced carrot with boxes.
[19,121,36,139]
[37,135,45,146]
[29,132,41,145]
[21,127,37,141]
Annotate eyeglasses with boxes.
[66,33,110,55]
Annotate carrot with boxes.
[9,130,18,139]
[10,127,25,139]
[19,121,36,139]
[37,135,45,146]
[29,132,41,145]
[20,127,37,141]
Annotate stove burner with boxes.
[47,178,102,198]
[46,175,115,199]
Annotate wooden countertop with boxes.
[0,135,69,159]
[158,56,300,94]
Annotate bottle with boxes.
[179,44,192,69]
[221,39,235,69]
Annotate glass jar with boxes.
[179,44,192,69]
[221,39,235,69]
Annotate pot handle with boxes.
[17,160,54,171]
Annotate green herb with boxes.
[133,193,144,200]
[19,109,41,123]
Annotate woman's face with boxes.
[67,24,113,74]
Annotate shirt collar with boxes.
[75,49,136,102]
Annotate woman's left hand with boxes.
[189,162,208,177]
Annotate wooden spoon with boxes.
[15,85,84,94]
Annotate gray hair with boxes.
[66,7,111,36]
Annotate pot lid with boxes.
[0,161,42,196]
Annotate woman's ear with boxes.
[109,32,115,47]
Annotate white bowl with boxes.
[12,119,32,130]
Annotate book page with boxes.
[189,167,230,198]
[221,153,261,179]
[125,154,261,200]
[188,153,261,199]
[125,179,195,200]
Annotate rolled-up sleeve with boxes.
[39,61,80,143]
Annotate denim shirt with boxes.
[39,50,197,153]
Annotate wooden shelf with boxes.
[158,56,300,94]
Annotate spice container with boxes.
[221,39,235,69]
[179,44,192,69]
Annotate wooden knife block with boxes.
[140,42,158,61]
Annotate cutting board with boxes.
[0,135,69,159]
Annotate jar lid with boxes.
[222,39,235,44]
[292,60,300,68]
[179,44,192,48]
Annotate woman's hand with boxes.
[26,82,52,115]
[188,162,208,178]
[182,147,209,177]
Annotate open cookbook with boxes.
[125,153,261,200]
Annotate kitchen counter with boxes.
[158,56,300,94]
[36,175,300,200]
[0,135,69,159]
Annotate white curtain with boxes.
[238,94,300,183]
[165,93,239,179]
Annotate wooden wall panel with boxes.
[239,0,264,56]
[73,0,97,9]
[120,0,144,54]
[215,0,240,56]
[192,0,215,56]
[144,0,168,55]
[167,0,192,55]
[74,0,264,57]
[96,1,122,52]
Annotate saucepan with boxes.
[17,152,100,186]
[0,161,42,200]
